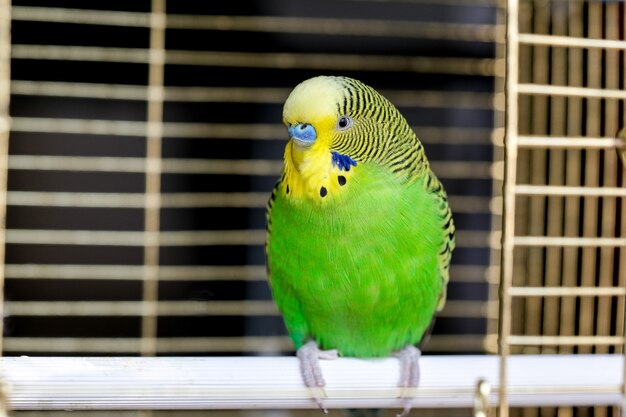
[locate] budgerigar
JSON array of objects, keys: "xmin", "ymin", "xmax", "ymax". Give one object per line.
[{"xmin": 265, "ymin": 76, "xmax": 455, "ymax": 416}]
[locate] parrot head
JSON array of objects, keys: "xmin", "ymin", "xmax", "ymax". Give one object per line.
[
  {"xmin": 282, "ymin": 76, "xmax": 352, "ymax": 173},
  {"xmin": 280, "ymin": 75, "xmax": 420, "ymax": 202}
]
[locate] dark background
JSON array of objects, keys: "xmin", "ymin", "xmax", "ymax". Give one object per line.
[{"xmin": 5, "ymin": 0, "xmax": 498, "ymax": 355}]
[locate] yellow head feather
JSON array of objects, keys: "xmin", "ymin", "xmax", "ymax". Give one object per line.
[
  {"xmin": 283, "ymin": 76, "xmax": 345, "ymax": 127},
  {"xmin": 281, "ymin": 76, "xmax": 351, "ymax": 203}
]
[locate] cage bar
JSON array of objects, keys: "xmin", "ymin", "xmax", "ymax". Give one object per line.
[
  {"xmin": 0, "ymin": 0, "xmax": 10, "ymax": 358},
  {"xmin": 498, "ymin": 0, "xmax": 520, "ymax": 415}
]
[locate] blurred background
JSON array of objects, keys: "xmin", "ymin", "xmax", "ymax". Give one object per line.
[
  {"xmin": 1, "ymin": 0, "xmax": 626, "ymax": 417},
  {"xmin": 2, "ymin": 0, "xmax": 501, "ymax": 357}
]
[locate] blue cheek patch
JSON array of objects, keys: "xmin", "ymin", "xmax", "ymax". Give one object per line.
[{"xmin": 331, "ymin": 151, "xmax": 358, "ymax": 171}]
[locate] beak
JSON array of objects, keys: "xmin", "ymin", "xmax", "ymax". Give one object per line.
[{"xmin": 288, "ymin": 123, "xmax": 317, "ymax": 146}]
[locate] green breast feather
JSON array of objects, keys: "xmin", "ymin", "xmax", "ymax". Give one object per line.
[{"xmin": 266, "ymin": 162, "xmax": 450, "ymax": 357}]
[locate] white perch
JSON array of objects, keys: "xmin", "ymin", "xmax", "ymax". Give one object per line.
[{"xmin": 0, "ymin": 355, "xmax": 622, "ymax": 410}]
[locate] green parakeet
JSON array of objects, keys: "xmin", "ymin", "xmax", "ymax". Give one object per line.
[{"xmin": 265, "ymin": 76, "xmax": 455, "ymax": 416}]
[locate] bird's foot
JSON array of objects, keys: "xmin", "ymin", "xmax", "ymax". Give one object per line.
[
  {"xmin": 296, "ymin": 340, "xmax": 339, "ymax": 413},
  {"xmin": 393, "ymin": 345, "xmax": 421, "ymax": 417}
]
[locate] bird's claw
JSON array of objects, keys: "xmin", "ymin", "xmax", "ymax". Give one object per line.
[
  {"xmin": 296, "ymin": 341, "xmax": 338, "ymax": 412},
  {"xmin": 394, "ymin": 345, "xmax": 421, "ymax": 417}
]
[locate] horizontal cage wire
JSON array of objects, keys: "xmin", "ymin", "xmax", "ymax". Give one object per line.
[{"xmin": 500, "ymin": 1, "xmax": 626, "ymax": 417}]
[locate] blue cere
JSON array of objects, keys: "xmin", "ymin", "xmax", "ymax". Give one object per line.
[{"xmin": 289, "ymin": 123, "xmax": 317, "ymax": 145}]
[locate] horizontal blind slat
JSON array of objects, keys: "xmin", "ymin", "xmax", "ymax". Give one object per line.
[
  {"xmin": 3, "ymin": 334, "xmax": 487, "ymax": 353},
  {"xmin": 11, "ymin": 117, "xmax": 494, "ymax": 144},
  {"xmin": 5, "ymin": 229, "xmax": 491, "ymax": 248},
  {"xmin": 12, "ymin": 6, "xmax": 500, "ymax": 43},
  {"xmin": 6, "ymin": 155, "xmax": 494, "ymax": 179},
  {"xmin": 4, "ymin": 264, "xmax": 488, "ymax": 283},
  {"xmin": 12, "ymin": 45, "xmax": 497, "ymax": 76},
  {"xmin": 4, "ymin": 299, "xmax": 490, "ymax": 318},
  {"xmin": 11, "ymin": 81, "xmax": 495, "ymax": 109}
]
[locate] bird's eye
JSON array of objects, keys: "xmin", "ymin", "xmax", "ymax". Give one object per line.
[{"xmin": 337, "ymin": 116, "xmax": 353, "ymax": 130}]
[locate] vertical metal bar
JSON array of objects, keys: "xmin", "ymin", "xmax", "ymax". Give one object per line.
[
  {"xmin": 579, "ymin": 2, "xmax": 602, "ymax": 356},
  {"xmin": 487, "ymin": 0, "xmax": 507, "ymax": 354},
  {"xmin": 543, "ymin": 0, "xmax": 567, "ymax": 360},
  {"xmin": 141, "ymin": 0, "xmax": 166, "ymax": 357},
  {"xmin": 620, "ymin": 183, "xmax": 626, "ymax": 415},
  {"xmin": 0, "ymin": 0, "xmax": 10, "ymax": 358},
  {"xmin": 618, "ymin": 3, "xmax": 626, "ymax": 413},
  {"xmin": 620, "ymin": 7, "xmax": 626, "ymax": 411},
  {"xmin": 500, "ymin": 0, "xmax": 520, "ymax": 415},
  {"xmin": 597, "ymin": 1, "xmax": 619, "ymax": 358},
  {"xmin": 548, "ymin": 2, "xmax": 570, "ymax": 407},
  {"xmin": 559, "ymin": 0, "xmax": 583, "ymax": 361},
  {"xmin": 556, "ymin": 6, "xmax": 582, "ymax": 415},
  {"xmin": 525, "ymin": 0, "xmax": 549, "ymax": 361},
  {"xmin": 514, "ymin": 1, "xmax": 532, "ymax": 367}
]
